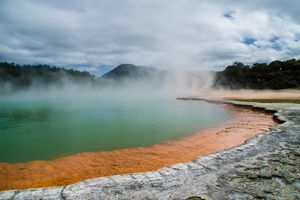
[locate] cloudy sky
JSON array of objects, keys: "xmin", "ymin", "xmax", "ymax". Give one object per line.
[{"xmin": 0, "ymin": 0, "xmax": 300, "ymax": 74}]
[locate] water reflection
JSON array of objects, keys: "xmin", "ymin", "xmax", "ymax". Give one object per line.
[{"xmin": 0, "ymin": 107, "xmax": 53, "ymax": 130}]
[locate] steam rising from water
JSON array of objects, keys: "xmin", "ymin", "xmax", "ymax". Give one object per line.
[
  {"xmin": 1, "ymin": 67, "xmax": 215, "ymax": 98},
  {"xmin": 99, "ymin": 69, "xmax": 215, "ymax": 96},
  {"xmin": 0, "ymin": 69, "xmax": 228, "ymax": 163}
]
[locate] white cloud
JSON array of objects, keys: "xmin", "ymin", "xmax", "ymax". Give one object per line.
[{"xmin": 0, "ymin": 0, "xmax": 299, "ymax": 72}]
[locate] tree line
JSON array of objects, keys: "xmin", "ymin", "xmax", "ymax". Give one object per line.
[
  {"xmin": 0, "ymin": 62, "xmax": 96, "ymax": 90},
  {"xmin": 1, "ymin": 59, "xmax": 300, "ymax": 91},
  {"xmin": 214, "ymin": 59, "xmax": 300, "ymax": 89}
]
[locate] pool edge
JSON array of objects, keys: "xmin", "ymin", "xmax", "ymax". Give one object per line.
[{"xmin": 1, "ymin": 99, "xmax": 299, "ymax": 199}]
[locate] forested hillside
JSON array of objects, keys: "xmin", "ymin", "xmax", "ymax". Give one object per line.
[
  {"xmin": 0, "ymin": 62, "xmax": 96, "ymax": 89},
  {"xmin": 214, "ymin": 59, "xmax": 300, "ymax": 89}
]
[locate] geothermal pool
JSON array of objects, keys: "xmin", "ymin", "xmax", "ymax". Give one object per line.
[{"xmin": 0, "ymin": 90, "xmax": 231, "ymax": 163}]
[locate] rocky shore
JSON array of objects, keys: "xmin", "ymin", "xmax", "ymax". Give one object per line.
[{"xmin": 1, "ymin": 99, "xmax": 299, "ymax": 200}]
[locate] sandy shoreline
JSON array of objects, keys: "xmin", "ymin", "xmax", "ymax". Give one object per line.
[
  {"xmin": 199, "ymin": 90, "xmax": 300, "ymax": 101},
  {"xmin": 0, "ymin": 103, "xmax": 276, "ymax": 191}
]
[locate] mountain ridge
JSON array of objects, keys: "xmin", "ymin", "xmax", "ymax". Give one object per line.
[
  {"xmin": 1, "ymin": 59, "xmax": 300, "ymax": 90},
  {"xmin": 102, "ymin": 64, "xmax": 166, "ymax": 81}
]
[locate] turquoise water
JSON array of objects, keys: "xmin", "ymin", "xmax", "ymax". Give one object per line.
[{"xmin": 0, "ymin": 90, "xmax": 231, "ymax": 163}]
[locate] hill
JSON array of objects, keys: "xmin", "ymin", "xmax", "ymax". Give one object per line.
[{"xmin": 102, "ymin": 64, "xmax": 166, "ymax": 82}]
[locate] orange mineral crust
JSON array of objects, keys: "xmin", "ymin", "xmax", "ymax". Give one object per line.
[{"xmin": 0, "ymin": 105, "xmax": 276, "ymax": 191}]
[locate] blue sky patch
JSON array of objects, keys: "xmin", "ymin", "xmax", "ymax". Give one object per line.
[
  {"xmin": 295, "ymin": 33, "xmax": 300, "ymax": 42},
  {"xmin": 243, "ymin": 37, "xmax": 256, "ymax": 45},
  {"xmin": 269, "ymin": 36, "xmax": 281, "ymax": 51},
  {"xmin": 68, "ymin": 63, "xmax": 114, "ymax": 75},
  {"xmin": 270, "ymin": 36, "xmax": 280, "ymax": 43},
  {"xmin": 98, "ymin": 64, "xmax": 114, "ymax": 75},
  {"xmin": 71, "ymin": 63, "xmax": 90, "ymax": 68},
  {"xmin": 223, "ymin": 11, "xmax": 235, "ymax": 20}
]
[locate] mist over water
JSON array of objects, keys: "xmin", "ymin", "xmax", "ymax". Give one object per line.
[
  {"xmin": 0, "ymin": 71, "xmax": 231, "ymax": 163},
  {"xmin": 101, "ymin": 68, "xmax": 216, "ymax": 95}
]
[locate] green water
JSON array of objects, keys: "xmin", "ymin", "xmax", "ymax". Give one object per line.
[{"xmin": 0, "ymin": 90, "xmax": 232, "ymax": 163}]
